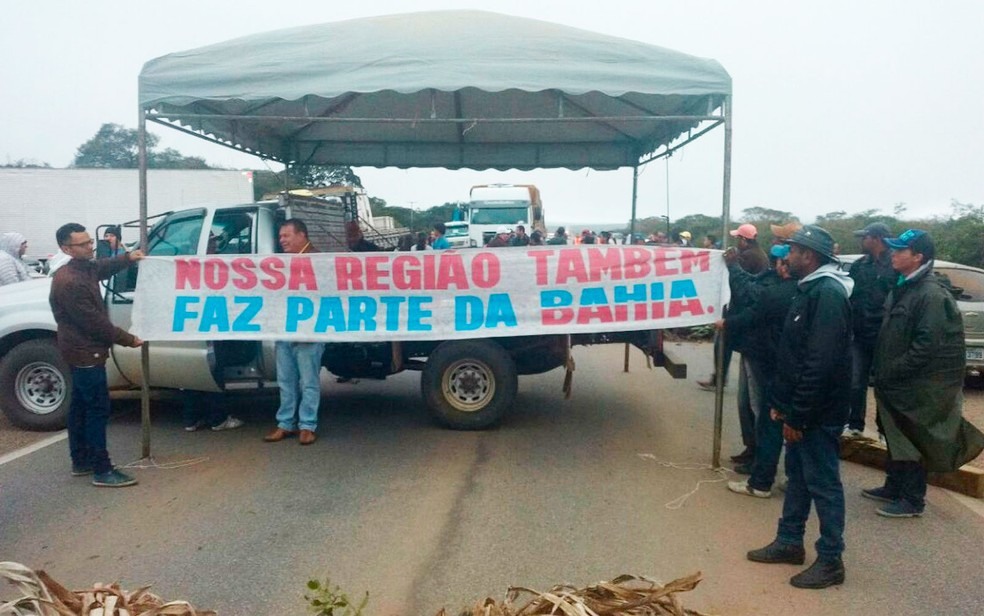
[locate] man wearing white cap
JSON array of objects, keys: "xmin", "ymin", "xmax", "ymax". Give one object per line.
[{"xmin": 486, "ymin": 226, "xmax": 512, "ymax": 248}]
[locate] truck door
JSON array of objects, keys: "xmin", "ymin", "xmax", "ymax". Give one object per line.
[{"xmin": 106, "ymin": 208, "xmax": 223, "ymax": 392}]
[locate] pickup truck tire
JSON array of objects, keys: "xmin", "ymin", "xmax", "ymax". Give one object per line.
[
  {"xmin": 0, "ymin": 339, "xmax": 71, "ymax": 431},
  {"xmin": 421, "ymin": 340, "xmax": 517, "ymax": 430}
]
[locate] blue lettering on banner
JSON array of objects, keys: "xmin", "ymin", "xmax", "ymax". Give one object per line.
[
  {"xmin": 455, "ymin": 296, "xmax": 484, "ymax": 331},
  {"xmin": 408, "ymin": 296, "xmax": 432, "ymax": 331},
  {"xmin": 232, "ymin": 297, "xmax": 263, "ymax": 332},
  {"xmin": 540, "ymin": 290, "xmax": 573, "ymax": 308},
  {"xmin": 348, "ymin": 297, "xmax": 376, "ymax": 331},
  {"xmin": 486, "ymin": 293, "xmax": 517, "ymax": 328},
  {"xmin": 613, "ymin": 284, "xmax": 648, "ymax": 303},
  {"xmin": 314, "ymin": 297, "xmax": 346, "ymax": 332},
  {"xmin": 380, "ymin": 296, "xmax": 405, "ymax": 331},
  {"xmin": 172, "ymin": 296, "xmax": 199, "ymax": 332},
  {"xmin": 580, "ymin": 288, "xmax": 608, "ymax": 305},
  {"xmin": 286, "ymin": 297, "xmax": 315, "ymax": 332},
  {"xmin": 670, "ymin": 279, "xmax": 697, "ymax": 299}
]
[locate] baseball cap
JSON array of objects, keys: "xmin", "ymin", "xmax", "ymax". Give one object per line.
[
  {"xmin": 496, "ymin": 226, "xmax": 511, "ymax": 235},
  {"xmin": 853, "ymin": 222, "xmax": 892, "ymax": 238},
  {"xmin": 679, "ymin": 231, "xmax": 692, "ymax": 239},
  {"xmin": 885, "ymin": 229, "xmax": 933, "ymax": 257},
  {"xmin": 729, "ymin": 223, "xmax": 758, "ymax": 240},
  {"xmin": 770, "ymin": 244, "xmax": 790, "ymax": 260}
]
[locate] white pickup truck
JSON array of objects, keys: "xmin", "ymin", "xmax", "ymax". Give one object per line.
[{"xmin": 0, "ymin": 195, "xmax": 682, "ymax": 432}]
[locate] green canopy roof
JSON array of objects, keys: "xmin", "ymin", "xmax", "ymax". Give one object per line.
[{"xmin": 139, "ymin": 10, "xmax": 731, "ymax": 170}]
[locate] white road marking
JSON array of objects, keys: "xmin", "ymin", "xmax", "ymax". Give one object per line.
[{"xmin": 0, "ymin": 431, "xmax": 67, "ymax": 466}]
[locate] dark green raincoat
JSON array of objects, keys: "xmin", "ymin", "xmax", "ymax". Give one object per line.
[{"xmin": 873, "ymin": 263, "xmax": 984, "ymax": 472}]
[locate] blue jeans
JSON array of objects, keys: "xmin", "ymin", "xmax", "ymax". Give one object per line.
[
  {"xmin": 776, "ymin": 425, "xmax": 845, "ymax": 559},
  {"xmin": 68, "ymin": 366, "xmax": 113, "ymax": 474},
  {"xmin": 884, "ymin": 460, "xmax": 927, "ymax": 509},
  {"xmin": 275, "ymin": 341, "xmax": 325, "ymax": 432},
  {"xmin": 748, "ymin": 363, "xmax": 782, "ymax": 491},
  {"xmin": 848, "ymin": 341, "xmax": 874, "ymax": 431}
]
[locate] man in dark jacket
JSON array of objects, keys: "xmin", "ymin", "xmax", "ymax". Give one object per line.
[
  {"xmin": 50, "ymin": 223, "xmax": 144, "ymax": 487},
  {"xmin": 746, "ymin": 225, "xmax": 853, "ymax": 589},
  {"xmin": 846, "ymin": 222, "xmax": 895, "ymax": 435},
  {"xmin": 724, "ymin": 244, "xmax": 799, "ymax": 496},
  {"xmin": 866, "ymin": 229, "xmax": 984, "ymax": 517}
]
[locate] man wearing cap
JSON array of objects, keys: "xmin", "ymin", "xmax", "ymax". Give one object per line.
[
  {"xmin": 486, "ymin": 226, "xmax": 512, "ymax": 248},
  {"xmin": 547, "ymin": 226, "xmax": 567, "ymax": 245},
  {"xmin": 678, "ymin": 231, "xmax": 692, "ymax": 247},
  {"xmin": 746, "ymin": 225, "xmax": 853, "ymax": 589},
  {"xmin": 866, "ymin": 230, "xmax": 984, "ymax": 517},
  {"xmin": 770, "ymin": 222, "xmax": 802, "ymax": 246},
  {"xmin": 845, "ymin": 222, "xmax": 895, "ymax": 436}
]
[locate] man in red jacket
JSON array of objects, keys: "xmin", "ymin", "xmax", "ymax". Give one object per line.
[{"xmin": 49, "ymin": 223, "xmax": 144, "ymax": 487}]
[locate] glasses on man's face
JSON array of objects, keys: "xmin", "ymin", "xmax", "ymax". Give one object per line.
[{"xmin": 66, "ymin": 239, "xmax": 95, "ymax": 248}]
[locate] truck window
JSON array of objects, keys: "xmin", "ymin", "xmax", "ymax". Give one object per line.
[
  {"xmin": 210, "ymin": 210, "xmax": 256, "ymax": 254},
  {"xmin": 470, "ymin": 206, "xmax": 530, "ymax": 225},
  {"xmin": 146, "ymin": 210, "xmax": 207, "ymax": 256}
]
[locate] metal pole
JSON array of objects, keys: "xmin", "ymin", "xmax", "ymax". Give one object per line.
[
  {"xmin": 628, "ymin": 164, "xmax": 639, "ymax": 243},
  {"xmin": 138, "ymin": 109, "xmax": 152, "ymax": 460},
  {"xmin": 712, "ymin": 96, "xmax": 733, "ymax": 470}
]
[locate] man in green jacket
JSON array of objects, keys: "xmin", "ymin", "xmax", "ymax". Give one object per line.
[{"xmin": 867, "ymin": 229, "xmax": 984, "ymax": 517}]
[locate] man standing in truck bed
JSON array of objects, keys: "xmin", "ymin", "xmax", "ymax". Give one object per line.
[{"xmin": 49, "ymin": 222, "xmax": 144, "ymax": 487}]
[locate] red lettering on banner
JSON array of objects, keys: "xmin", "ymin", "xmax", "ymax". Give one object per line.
[
  {"xmin": 623, "ymin": 247, "xmax": 651, "ymax": 279},
  {"xmin": 678, "ymin": 249, "xmax": 710, "ymax": 273},
  {"xmin": 541, "ymin": 308, "xmax": 574, "ymax": 325},
  {"xmin": 528, "ymin": 250, "xmax": 553, "ymax": 286},
  {"xmin": 587, "ymin": 248, "xmax": 623, "ymax": 282},
  {"xmin": 669, "ymin": 298, "xmax": 705, "ymax": 317},
  {"xmin": 288, "ymin": 257, "xmax": 318, "ymax": 291},
  {"xmin": 392, "ymin": 255, "xmax": 421, "ymax": 290},
  {"xmin": 471, "ymin": 253, "xmax": 500, "ymax": 288},
  {"xmin": 231, "ymin": 258, "xmax": 257, "ymax": 290},
  {"xmin": 203, "ymin": 259, "xmax": 229, "ymax": 290},
  {"xmin": 365, "ymin": 256, "xmax": 389, "ymax": 291},
  {"xmin": 260, "ymin": 257, "xmax": 286, "ymax": 290},
  {"xmin": 576, "ymin": 305, "xmax": 614, "ymax": 324},
  {"xmin": 556, "ymin": 249, "xmax": 588, "ymax": 284},
  {"xmin": 650, "ymin": 302, "xmax": 664, "ymax": 319},
  {"xmin": 334, "ymin": 257, "xmax": 363, "ymax": 290},
  {"xmin": 654, "ymin": 248, "xmax": 679, "ymax": 276},
  {"xmin": 436, "ymin": 254, "xmax": 469, "ymax": 289},
  {"xmin": 175, "ymin": 259, "xmax": 200, "ymax": 290}
]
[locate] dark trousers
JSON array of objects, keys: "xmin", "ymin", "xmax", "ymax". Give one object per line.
[
  {"xmin": 885, "ymin": 459, "xmax": 927, "ymax": 509},
  {"xmin": 737, "ymin": 356, "xmax": 766, "ymax": 449},
  {"xmin": 67, "ymin": 365, "xmax": 113, "ymax": 474},
  {"xmin": 181, "ymin": 390, "xmax": 226, "ymax": 428},
  {"xmin": 710, "ymin": 329, "xmax": 733, "ymax": 386},
  {"xmin": 748, "ymin": 363, "xmax": 782, "ymax": 491},
  {"xmin": 848, "ymin": 341, "xmax": 874, "ymax": 431},
  {"xmin": 777, "ymin": 426, "xmax": 845, "ymax": 559}
]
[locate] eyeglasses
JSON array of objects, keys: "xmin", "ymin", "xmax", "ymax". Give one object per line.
[{"xmin": 65, "ymin": 239, "xmax": 95, "ymax": 247}]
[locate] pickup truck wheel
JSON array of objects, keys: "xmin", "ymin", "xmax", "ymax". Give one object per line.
[
  {"xmin": 0, "ymin": 339, "xmax": 71, "ymax": 431},
  {"xmin": 421, "ymin": 340, "xmax": 517, "ymax": 430}
]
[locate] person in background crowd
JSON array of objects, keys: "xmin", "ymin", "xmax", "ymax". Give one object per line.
[
  {"xmin": 599, "ymin": 231, "xmax": 613, "ymax": 244},
  {"xmin": 698, "ymin": 223, "xmax": 769, "ymax": 392},
  {"xmin": 529, "ymin": 230, "xmax": 545, "ymax": 246},
  {"xmin": 867, "ymin": 229, "xmax": 984, "ymax": 517},
  {"xmin": 346, "ymin": 221, "xmax": 383, "ymax": 252},
  {"xmin": 104, "ymin": 226, "xmax": 126, "ymax": 257},
  {"xmin": 486, "ymin": 226, "xmax": 512, "ymax": 248},
  {"xmin": 547, "ymin": 226, "xmax": 567, "ymax": 245},
  {"xmin": 50, "ymin": 223, "xmax": 144, "ymax": 487},
  {"xmin": 678, "ymin": 230, "xmax": 692, "ymax": 246},
  {"xmin": 845, "ymin": 222, "xmax": 894, "ymax": 437},
  {"xmin": 582, "ymin": 230, "xmax": 597, "ymax": 244},
  {"xmin": 832, "ymin": 242, "xmax": 841, "ymax": 256},
  {"xmin": 702, "ymin": 234, "xmax": 721, "ymax": 250},
  {"xmin": 182, "ymin": 390, "xmax": 244, "ymax": 432},
  {"xmin": 265, "ymin": 219, "xmax": 324, "ymax": 446},
  {"xmin": 770, "ymin": 222, "xmax": 802, "ymax": 246},
  {"xmin": 725, "ymin": 243, "xmax": 799, "ymax": 497},
  {"xmin": 746, "ymin": 225, "xmax": 852, "ymax": 590},
  {"xmin": 431, "ymin": 222, "xmax": 451, "ymax": 250},
  {"xmin": 0, "ymin": 232, "xmax": 31, "ymax": 285},
  {"xmin": 411, "ymin": 231, "xmax": 432, "ymax": 251},
  {"xmin": 510, "ymin": 224, "xmax": 531, "ymax": 247}
]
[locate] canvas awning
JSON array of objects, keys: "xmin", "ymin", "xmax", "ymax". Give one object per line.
[{"xmin": 138, "ymin": 10, "xmax": 731, "ymax": 171}]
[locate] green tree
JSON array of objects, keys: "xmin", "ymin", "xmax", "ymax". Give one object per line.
[
  {"xmin": 73, "ymin": 123, "xmax": 213, "ymax": 169},
  {"xmin": 249, "ymin": 166, "xmax": 363, "ymax": 201},
  {"xmin": 1, "ymin": 158, "xmax": 50, "ymax": 168}
]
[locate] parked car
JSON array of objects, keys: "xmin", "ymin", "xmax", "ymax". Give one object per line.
[{"xmin": 839, "ymin": 255, "xmax": 984, "ymax": 381}]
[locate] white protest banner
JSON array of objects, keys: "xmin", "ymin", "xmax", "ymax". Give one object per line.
[{"xmin": 132, "ymin": 246, "xmax": 729, "ymax": 342}]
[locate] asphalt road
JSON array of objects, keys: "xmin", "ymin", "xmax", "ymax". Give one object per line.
[{"xmin": 1, "ymin": 342, "xmax": 983, "ymax": 615}]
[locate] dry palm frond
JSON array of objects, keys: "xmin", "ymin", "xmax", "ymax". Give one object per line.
[
  {"xmin": 438, "ymin": 572, "xmax": 712, "ymax": 616},
  {"xmin": 0, "ymin": 563, "xmax": 215, "ymax": 616}
]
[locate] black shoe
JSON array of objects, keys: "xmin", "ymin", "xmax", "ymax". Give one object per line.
[
  {"xmin": 732, "ymin": 462, "xmax": 752, "ymax": 475},
  {"xmin": 747, "ymin": 540, "xmax": 805, "ymax": 565},
  {"xmin": 730, "ymin": 448, "xmax": 754, "ymax": 463},
  {"xmin": 790, "ymin": 557, "xmax": 845, "ymax": 589},
  {"xmin": 861, "ymin": 486, "xmax": 897, "ymax": 504}
]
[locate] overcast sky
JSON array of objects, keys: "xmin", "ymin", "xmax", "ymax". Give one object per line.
[{"xmin": 2, "ymin": 1, "xmax": 982, "ymax": 226}]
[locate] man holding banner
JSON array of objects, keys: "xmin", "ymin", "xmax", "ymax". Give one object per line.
[{"xmin": 264, "ymin": 219, "xmax": 325, "ymax": 446}]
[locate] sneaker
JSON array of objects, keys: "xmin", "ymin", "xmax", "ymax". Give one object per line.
[
  {"xmin": 790, "ymin": 557, "xmax": 845, "ymax": 589},
  {"xmin": 730, "ymin": 448, "xmax": 754, "ymax": 463},
  {"xmin": 696, "ymin": 378, "xmax": 716, "ymax": 391},
  {"xmin": 876, "ymin": 499, "xmax": 924, "ymax": 518},
  {"xmin": 92, "ymin": 469, "xmax": 138, "ymax": 488},
  {"xmin": 184, "ymin": 423, "xmax": 201, "ymax": 432},
  {"xmin": 841, "ymin": 427, "xmax": 865, "ymax": 438},
  {"xmin": 861, "ymin": 486, "xmax": 897, "ymax": 504},
  {"xmin": 728, "ymin": 480, "xmax": 771, "ymax": 498},
  {"xmin": 732, "ymin": 463, "xmax": 752, "ymax": 476},
  {"xmin": 211, "ymin": 416, "xmax": 244, "ymax": 431},
  {"xmin": 71, "ymin": 464, "xmax": 93, "ymax": 477}
]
